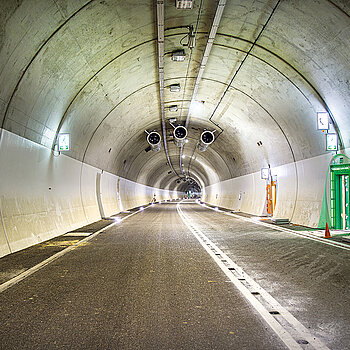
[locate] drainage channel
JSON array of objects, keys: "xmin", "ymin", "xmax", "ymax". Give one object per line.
[{"xmin": 177, "ymin": 201, "xmax": 330, "ymax": 350}]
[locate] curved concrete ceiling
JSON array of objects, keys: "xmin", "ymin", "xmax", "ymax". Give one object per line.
[{"xmin": 1, "ymin": 0, "xmax": 349, "ymax": 189}]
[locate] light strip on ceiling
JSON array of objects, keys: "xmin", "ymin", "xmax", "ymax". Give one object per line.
[
  {"xmin": 179, "ymin": 0, "xmax": 226, "ymax": 175},
  {"xmin": 157, "ymin": 0, "xmax": 179, "ymax": 177},
  {"xmin": 185, "ymin": 0, "xmax": 226, "ymax": 128}
]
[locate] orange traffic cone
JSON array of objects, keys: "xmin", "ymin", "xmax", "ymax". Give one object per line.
[{"xmin": 324, "ymin": 222, "xmax": 331, "ymax": 238}]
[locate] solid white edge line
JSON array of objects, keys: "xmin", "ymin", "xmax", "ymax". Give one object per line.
[
  {"xmin": 178, "ymin": 201, "xmax": 331, "ymax": 350},
  {"xmin": 0, "ymin": 207, "xmax": 144, "ymax": 293},
  {"xmin": 199, "ymin": 202, "xmax": 350, "ymax": 252}
]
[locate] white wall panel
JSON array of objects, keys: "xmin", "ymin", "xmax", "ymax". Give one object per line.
[
  {"xmin": 80, "ymin": 163, "xmax": 101, "ymax": 222},
  {"xmin": 0, "ymin": 130, "xmax": 180, "ymax": 257},
  {"xmin": 0, "ymin": 129, "xmax": 88, "ymax": 254},
  {"xmin": 100, "ymin": 171, "xmax": 120, "ymax": 217},
  {"xmin": 291, "ymin": 154, "xmax": 332, "ymax": 227},
  {"xmin": 203, "ymin": 150, "xmax": 350, "ymax": 228},
  {"xmin": 2, "ymin": 125, "xmax": 344, "ymax": 258},
  {"xmin": 272, "ymin": 162, "xmax": 298, "ymax": 220},
  {"xmin": 203, "ymin": 172, "xmax": 266, "ymax": 216}
]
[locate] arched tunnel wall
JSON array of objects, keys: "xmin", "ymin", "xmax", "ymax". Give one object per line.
[
  {"xmin": 1, "ymin": 0, "xmax": 349, "ymax": 258},
  {"xmin": 1, "ymin": 130, "xmax": 349, "ymax": 259},
  {"xmin": 2, "ymin": 118, "xmax": 348, "ymax": 258},
  {"xmin": 0, "ymin": 129, "xmax": 181, "ymax": 258}
]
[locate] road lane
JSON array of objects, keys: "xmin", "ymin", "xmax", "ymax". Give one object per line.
[
  {"xmin": 0, "ymin": 202, "xmax": 284, "ymax": 350},
  {"xmin": 180, "ymin": 201, "xmax": 350, "ymax": 350}
]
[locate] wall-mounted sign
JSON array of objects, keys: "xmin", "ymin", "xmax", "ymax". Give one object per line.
[
  {"xmin": 317, "ymin": 112, "xmax": 329, "ymax": 130},
  {"xmin": 58, "ymin": 133, "xmax": 70, "ymax": 151},
  {"xmin": 261, "ymin": 168, "xmax": 269, "ymax": 179},
  {"xmin": 326, "ymin": 133, "xmax": 338, "ymax": 151}
]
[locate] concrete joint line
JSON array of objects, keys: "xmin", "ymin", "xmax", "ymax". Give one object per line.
[
  {"xmin": 0, "ymin": 208, "xmax": 144, "ymax": 294},
  {"xmin": 0, "ymin": 204, "xmax": 11, "ymax": 254},
  {"xmin": 177, "ymin": 201, "xmax": 330, "ymax": 350}
]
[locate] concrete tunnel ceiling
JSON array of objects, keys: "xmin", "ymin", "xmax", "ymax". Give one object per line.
[{"xmin": 1, "ymin": 0, "xmax": 349, "ymax": 191}]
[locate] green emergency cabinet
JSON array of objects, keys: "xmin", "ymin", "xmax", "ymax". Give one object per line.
[{"xmin": 330, "ymin": 163, "xmax": 350, "ymax": 230}]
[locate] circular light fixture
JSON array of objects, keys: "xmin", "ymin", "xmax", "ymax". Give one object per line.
[
  {"xmin": 174, "ymin": 126, "xmax": 187, "ymax": 139},
  {"xmin": 147, "ymin": 132, "xmax": 161, "ymax": 144},
  {"xmin": 173, "ymin": 126, "xmax": 188, "ymax": 147},
  {"xmin": 197, "ymin": 130, "xmax": 215, "ymax": 152},
  {"xmin": 147, "ymin": 131, "xmax": 161, "ymax": 152}
]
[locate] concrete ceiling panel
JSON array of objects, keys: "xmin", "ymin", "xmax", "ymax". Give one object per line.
[
  {"xmin": 0, "ymin": 0, "xmax": 64, "ymax": 99},
  {"xmin": 1, "ymin": 0, "xmax": 349, "ymax": 190}
]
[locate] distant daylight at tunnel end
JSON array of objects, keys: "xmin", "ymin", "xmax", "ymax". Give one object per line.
[{"xmin": 0, "ymin": 0, "xmax": 350, "ymax": 349}]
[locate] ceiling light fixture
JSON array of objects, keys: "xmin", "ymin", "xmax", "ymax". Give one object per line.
[
  {"xmin": 197, "ymin": 130, "xmax": 215, "ymax": 152},
  {"xmin": 171, "ymin": 50, "xmax": 186, "ymax": 61},
  {"xmin": 175, "ymin": 0, "xmax": 193, "ymax": 9},
  {"xmin": 173, "ymin": 125, "xmax": 188, "ymax": 147},
  {"xmin": 145, "ymin": 130, "xmax": 162, "ymax": 152},
  {"xmin": 169, "ymin": 105, "xmax": 178, "ymax": 112},
  {"xmin": 169, "ymin": 83, "xmax": 181, "ymax": 92}
]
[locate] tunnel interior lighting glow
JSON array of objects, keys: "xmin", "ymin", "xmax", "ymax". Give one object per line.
[
  {"xmin": 189, "ymin": 100, "xmax": 205, "ymax": 115},
  {"xmin": 171, "ymin": 50, "xmax": 186, "ymax": 61},
  {"xmin": 139, "ymin": 206, "xmax": 144, "ymax": 211},
  {"xmin": 169, "ymin": 105, "xmax": 178, "ymax": 112},
  {"xmin": 214, "ymin": 206, "xmax": 219, "ymax": 211},
  {"xmin": 114, "ymin": 217, "xmax": 122, "ymax": 223},
  {"xmin": 175, "ymin": 0, "xmax": 193, "ymax": 9},
  {"xmin": 169, "ymin": 84, "xmax": 181, "ymax": 92}
]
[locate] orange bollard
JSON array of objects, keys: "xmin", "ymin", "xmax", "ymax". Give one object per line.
[{"xmin": 324, "ymin": 222, "xmax": 331, "ymax": 239}]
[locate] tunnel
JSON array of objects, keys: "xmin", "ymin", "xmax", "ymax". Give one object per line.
[{"xmin": 0, "ymin": 1, "xmax": 350, "ymax": 349}]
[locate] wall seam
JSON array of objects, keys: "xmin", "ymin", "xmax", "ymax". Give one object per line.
[
  {"xmin": 0, "ymin": 198, "xmax": 12, "ymax": 254},
  {"xmin": 0, "ymin": 128, "xmax": 12, "ymax": 253}
]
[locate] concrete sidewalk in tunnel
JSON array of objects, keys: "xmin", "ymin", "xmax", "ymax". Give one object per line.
[{"xmin": 0, "ymin": 202, "xmax": 284, "ymax": 350}]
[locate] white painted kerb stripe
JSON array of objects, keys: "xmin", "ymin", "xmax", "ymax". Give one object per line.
[{"xmin": 177, "ymin": 201, "xmax": 330, "ymax": 350}]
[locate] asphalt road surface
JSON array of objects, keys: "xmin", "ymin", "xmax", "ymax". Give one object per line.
[{"xmin": 0, "ymin": 200, "xmax": 349, "ymax": 349}]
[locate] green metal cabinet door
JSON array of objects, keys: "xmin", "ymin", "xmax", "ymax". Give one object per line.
[
  {"xmin": 330, "ymin": 164, "xmax": 350, "ymax": 230},
  {"xmin": 344, "ymin": 175, "xmax": 349, "ymax": 230}
]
